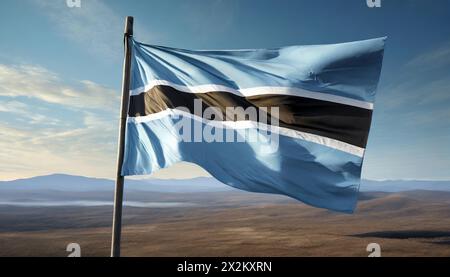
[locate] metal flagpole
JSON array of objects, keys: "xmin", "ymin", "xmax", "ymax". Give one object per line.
[{"xmin": 111, "ymin": 16, "xmax": 133, "ymax": 257}]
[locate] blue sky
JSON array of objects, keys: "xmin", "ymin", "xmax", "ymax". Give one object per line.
[{"xmin": 0, "ymin": 0, "xmax": 449, "ymax": 181}]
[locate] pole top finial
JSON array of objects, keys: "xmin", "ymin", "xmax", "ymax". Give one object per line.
[{"xmin": 124, "ymin": 16, "xmax": 134, "ymax": 37}]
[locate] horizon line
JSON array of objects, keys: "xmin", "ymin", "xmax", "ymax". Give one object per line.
[{"xmin": 1, "ymin": 173, "xmax": 450, "ymax": 183}]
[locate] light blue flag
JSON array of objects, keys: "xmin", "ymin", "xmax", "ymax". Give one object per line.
[{"xmin": 121, "ymin": 37, "xmax": 386, "ymax": 213}]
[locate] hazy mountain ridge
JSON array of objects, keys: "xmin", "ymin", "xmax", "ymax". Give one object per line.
[
  {"xmin": 0, "ymin": 174, "xmax": 233, "ymax": 193},
  {"xmin": 0, "ymin": 174, "xmax": 449, "ymax": 193},
  {"xmin": 361, "ymin": 180, "xmax": 450, "ymax": 192}
]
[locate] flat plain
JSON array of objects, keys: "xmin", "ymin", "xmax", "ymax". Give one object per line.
[{"xmin": 0, "ymin": 190, "xmax": 449, "ymax": 256}]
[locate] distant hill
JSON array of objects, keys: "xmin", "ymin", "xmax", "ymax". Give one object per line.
[
  {"xmin": 360, "ymin": 180, "xmax": 450, "ymax": 192},
  {"xmin": 0, "ymin": 174, "xmax": 232, "ymax": 192},
  {"xmin": 0, "ymin": 174, "xmax": 449, "ymax": 193}
]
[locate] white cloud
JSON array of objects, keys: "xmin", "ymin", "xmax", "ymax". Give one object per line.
[
  {"xmin": 0, "ymin": 100, "xmax": 28, "ymax": 112},
  {"xmin": 0, "ymin": 115, "xmax": 118, "ymax": 181},
  {"xmin": 0, "ymin": 64, "xmax": 119, "ymax": 111},
  {"xmin": 380, "ymin": 77, "xmax": 450, "ymax": 111},
  {"xmin": 405, "ymin": 42, "xmax": 450, "ymax": 72},
  {"xmin": 376, "ymin": 42, "xmax": 450, "ymax": 117},
  {"xmin": 0, "ymin": 62, "xmax": 208, "ymax": 180},
  {"xmin": 0, "ymin": 1, "xmax": 215, "ymax": 181},
  {"xmin": 0, "ymin": 63, "xmax": 119, "ymax": 180},
  {"xmin": 364, "ymin": 43, "xmax": 450, "ymax": 180},
  {"xmin": 0, "ymin": 99, "xmax": 62, "ymax": 125}
]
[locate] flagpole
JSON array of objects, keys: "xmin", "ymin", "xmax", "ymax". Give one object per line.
[{"xmin": 111, "ymin": 16, "xmax": 133, "ymax": 258}]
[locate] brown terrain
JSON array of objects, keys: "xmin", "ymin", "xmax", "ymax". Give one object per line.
[{"xmin": 0, "ymin": 190, "xmax": 450, "ymax": 257}]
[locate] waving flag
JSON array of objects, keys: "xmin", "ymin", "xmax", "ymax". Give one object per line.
[{"xmin": 121, "ymin": 37, "xmax": 386, "ymax": 213}]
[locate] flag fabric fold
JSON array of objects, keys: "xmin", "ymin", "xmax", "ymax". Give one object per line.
[{"xmin": 121, "ymin": 37, "xmax": 386, "ymax": 213}]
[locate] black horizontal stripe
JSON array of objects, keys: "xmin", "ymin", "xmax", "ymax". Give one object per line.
[{"xmin": 129, "ymin": 85, "xmax": 373, "ymax": 148}]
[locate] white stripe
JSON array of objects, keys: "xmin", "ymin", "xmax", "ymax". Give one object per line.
[
  {"xmin": 127, "ymin": 109, "xmax": 365, "ymax": 157},
  {"xmin": 130, "ymin": 80, "xmax": 374, "ymax": 110}
]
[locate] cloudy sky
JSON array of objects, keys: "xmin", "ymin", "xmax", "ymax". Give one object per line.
[{"xmin": 0, "ymin": 0, "xmax": 449, "ymax": 181}]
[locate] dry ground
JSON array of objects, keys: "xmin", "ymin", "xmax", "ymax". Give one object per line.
[{"xmin": 0, "ymin": 190, "xmax": 449, "ymax": 257}]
